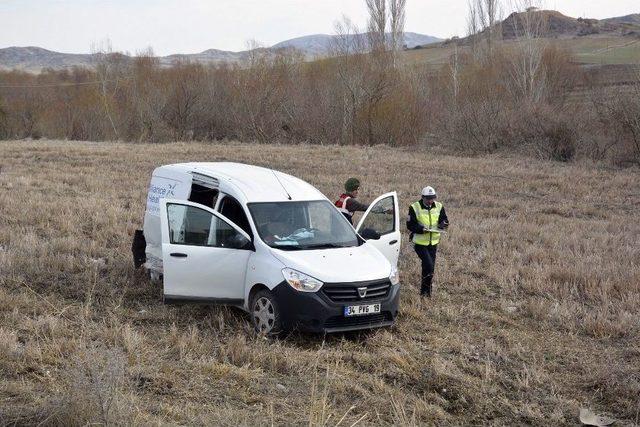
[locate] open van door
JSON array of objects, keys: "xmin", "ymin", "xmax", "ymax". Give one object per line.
[
  {"xmin": 356, "ymin": 192, "xmax": 401, "ymax": 267},
  {"xmin": 159, "ymin": 199, "xmax": 253, "ymax": 304}
]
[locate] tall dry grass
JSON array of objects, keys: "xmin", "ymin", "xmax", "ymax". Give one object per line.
[{"xmin": 0, "ymin": 140, "xmax": 638, "ymax": 425}]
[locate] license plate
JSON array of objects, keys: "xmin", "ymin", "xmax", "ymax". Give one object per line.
[{"xmin": 344, "ymin": 303, "xmax": 381, "ymax": 317}]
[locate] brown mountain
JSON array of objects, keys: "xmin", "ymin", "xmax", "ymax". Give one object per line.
[
  {"xmin": 501, "ymin": 9, "xmax": 640, "ymax": 39},
  {"xmin": 602, "ymin": 13, "xmax": 640, "ymax": 26},
  {"xmin": 441, "ymin": 10, "xmax": 640, "ymax": 46},
  {"xmin": 501, "ymin": 10, "xmax": 584, "ymax": 38}
]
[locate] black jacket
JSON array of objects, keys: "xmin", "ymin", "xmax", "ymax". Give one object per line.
[
  {"xmin": 345, "ymin": 197, "xmax": 369, "ymax": 213},
  {"xmin": 406, "ymin": 200, "xmax": 449, "ymax": 235}
]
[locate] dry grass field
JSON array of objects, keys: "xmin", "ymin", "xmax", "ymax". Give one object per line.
[
  {"xmin": 0, "ymin": 140, "xmax": 639, "ymax": 425},
  {"xmin": 403, "ymin": 36, "xmax": 640, "ymax": 67}
]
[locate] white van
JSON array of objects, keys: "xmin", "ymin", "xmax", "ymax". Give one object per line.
[{"xmin": 133, "ymin": 162, "xmax": 401, "ymax": 334}]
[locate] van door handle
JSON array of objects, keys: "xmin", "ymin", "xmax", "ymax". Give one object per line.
[
  {"xmin": 389, "ymin": 240, "xmax": 398, "ymax": 245},
  {"xmin": 170, "ymin": 253, "xmax": 188, "ymax": 258}
]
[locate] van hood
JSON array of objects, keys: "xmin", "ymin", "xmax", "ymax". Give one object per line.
[{"xmin": 269, "ymin": 243, "xmax": 392, "ymax": 283}]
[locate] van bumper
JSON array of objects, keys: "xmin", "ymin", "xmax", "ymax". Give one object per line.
[{"xmin": 271, "ymin": 280, "xmax": 400, "ymax": 333}]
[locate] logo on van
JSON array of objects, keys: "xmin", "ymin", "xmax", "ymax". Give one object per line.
[
  {"xmin": 357, "ymin": 287, "xmax": 367, "ymax": 298},
  {"xmin": 167, "ymin": 183, "xmax": 177, "ymax": 197}
]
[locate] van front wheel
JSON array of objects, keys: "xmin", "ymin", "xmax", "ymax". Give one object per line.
[{"xmin": 250, "ymin": 289, "xmax": 282, "ymax": 335}]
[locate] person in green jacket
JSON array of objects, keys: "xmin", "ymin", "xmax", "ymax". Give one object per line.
[{"xmin": 334, "ymin": 178, "xmax": 370, "ymax": 225}]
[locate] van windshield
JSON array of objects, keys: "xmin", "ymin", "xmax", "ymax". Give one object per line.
[{"xmin": 248, "ymin": 200, "xmax": 360, "ymax": 250}]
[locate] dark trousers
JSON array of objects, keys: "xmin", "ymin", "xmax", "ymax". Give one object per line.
[
  {"xmin": 414, "ymin": 244, "xmax": 438, "ymax": 296},
  {"xmin": 342, "ymin": 212, "xmax": 353, "ymax": 225}
]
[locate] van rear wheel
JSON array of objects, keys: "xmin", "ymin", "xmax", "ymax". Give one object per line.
[{"xmin": 250, "ymin": 289, "xmax": 282, "ymax": 335}]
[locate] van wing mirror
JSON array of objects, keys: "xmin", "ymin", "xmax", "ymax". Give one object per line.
[
  {"xmin": 225, "ymin": 233, "xmax": 253, "ymax": 250},
  {"xmin": 360, "ymin": 228, "xmax": 381, "ymax": 241}
]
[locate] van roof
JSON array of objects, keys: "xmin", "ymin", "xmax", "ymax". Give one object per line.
[{"xmin": 164, "ymin": 162, "xmax": 327, "ymax": 203}]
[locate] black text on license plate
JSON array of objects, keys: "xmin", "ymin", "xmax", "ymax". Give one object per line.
[{"xmin": 344, "ymin": 303, "xmax": 381, "ymax": 316}]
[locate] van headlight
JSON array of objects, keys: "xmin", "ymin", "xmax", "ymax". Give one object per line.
[
  {"xmin": 389, "ymin": 266, "xmax": 400, "ymax": 286},
  {"xmin": 282, "ymin": 268, "xmax": 323, "ymax": 292}
]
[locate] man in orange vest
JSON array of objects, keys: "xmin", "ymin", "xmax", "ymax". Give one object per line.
[{"xmin": 335, "ymin": 178, "xmax": 370, "ymax": 225}]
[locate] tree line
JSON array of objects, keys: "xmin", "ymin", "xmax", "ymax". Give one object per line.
[{"xmin": 0, "ymin": 0, "xmax": 638, "ymax": 165}]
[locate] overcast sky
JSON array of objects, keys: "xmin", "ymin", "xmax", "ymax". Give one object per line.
[{"xmin": 1, "ymin": 0, "xmax": 638, "ymax": 55}]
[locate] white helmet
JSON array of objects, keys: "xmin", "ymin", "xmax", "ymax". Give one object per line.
[{"xmin": 421, "ymin": 186, "xmax": 436, "ymax": 197}]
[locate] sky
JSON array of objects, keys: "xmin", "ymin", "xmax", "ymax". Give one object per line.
[{"xmin": 0, "ymin": 0, "xmax": 638, "ymax": 55}]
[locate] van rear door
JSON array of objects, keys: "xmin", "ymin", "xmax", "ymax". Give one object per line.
[
  {"xmin": 143, "ymin": 167, "xmax": 192, "ymax": 275},
  {"xmin": 159, "ymin": 199, "xmax": 253, "ymax": 304},
  {"xmin": 355, "ymin": 192, "xmax": 401, "ymax": 267}
]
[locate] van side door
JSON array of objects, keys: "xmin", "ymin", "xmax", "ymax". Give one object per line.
[
  {"xmin": 355, "ymin": 192, "xmax": 401, "ymax": 267},
  {"xmin": 159, "ymin": 199, "xmax": 253, "ymax": 304}
]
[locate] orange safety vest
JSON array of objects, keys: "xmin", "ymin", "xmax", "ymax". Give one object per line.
[{"xmin": 335, "ymin": 193, "xmax": 353, "ymax": 217}]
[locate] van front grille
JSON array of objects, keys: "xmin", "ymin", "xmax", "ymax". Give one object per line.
[{"xmin": 322, "ymin": 280, "xmax": 391, "ymax": 303}]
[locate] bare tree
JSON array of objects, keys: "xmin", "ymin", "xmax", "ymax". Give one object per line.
[
  {"xmin": 366, "ymin": 0, "xmax": 387, "ymax": 52},
  {"xmin": 243, "ymin": 39, "xmax": 267, "ymax": 69},
  {"xmin": 331, "ymin": 16, "xmax": 368, "ymax": 58},
  {"xmin": 389, "ymin": 0, "xmax": 407, "ymax": 67},
  {"xmin": 91, "ymin": 39, "xmax": 126, "ymax": 140},
  {"xmin": 474, "ymin": 0, "xmax": 502, "ymax": 59},
  {"xmin": 594, "ymin": 69, "xmax": 640, "ymax": 165},
  {"xmin": 449, "ymin": 44, "xmax": 461, "ymax": 102},
  {"xmin": 621, "ymin": 70, "xmax": 640, "ymax": 164},
  {"xmin": 0, "ymin": 95, "xmax": 6, "ymax": 138},
  {"xmin": 467, "ymin": 0, "xmax": 480, "ymax": 57},
  {"xmin": 128, "ymin": 48, "xmax": 169, "ymax": 142},
  {"xmin": 233, "ymin": 39, "xmax": 303, "ymax": 143},
  {"xmin": 332, "ymin": 11, "xmax": 399, "ymax": 145},
  {"xmin": 332, "ymin": 16, "xmax": 368, "ymax": 145},
  {"xmin": 506, "ymin": 0, "xmax": 549, "ymax": 101}
]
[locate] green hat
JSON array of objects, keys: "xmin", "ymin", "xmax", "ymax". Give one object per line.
[{"xmin": 345, "ymin": 178, "xmax": 360, "ymax": 192}]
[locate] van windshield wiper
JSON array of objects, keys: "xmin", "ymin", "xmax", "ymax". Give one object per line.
[
  {"xmin": 301, "ymin": 243, "xmax": 353, "ymax": 250},
  {"xmin": 271, "ymin": 245, "xmax": 306, "ymax": 251}
]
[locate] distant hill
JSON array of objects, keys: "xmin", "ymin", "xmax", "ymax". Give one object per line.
[
  {"xmin": 0, "ymin": 46, "xmax": 96, "ymax": 71},
  {"xmin": 601, "ymin": 13, "xmax": 640, "ymax": 26},
  {"xmin": 501, "ymin": 10, "xmax": 583, "ymax": 38},
  {"xmin": 0, "ymin": 32, "xmax": 441, "ymax": 72},
  {"xmin": 161, "ymin": 48, "xmax": 245, "ymax": 65},
  {"xmin": 441, "ymin": 10, "xmax": 640, "ymax": 46},
  {"xmin": 272, "ymin": 32, "xmax": 441, "ymax": 57},
  {"xmin": 272, "ymin": 35, "xmax": 337, "ymax": 57}
]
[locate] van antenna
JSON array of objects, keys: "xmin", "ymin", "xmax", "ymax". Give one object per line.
[{"xmin": 272, "ymin": 169, "xmax": 292, "ymax": 200}]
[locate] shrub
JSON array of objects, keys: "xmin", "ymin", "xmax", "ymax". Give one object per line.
[
  {"xmin": 502, "ymin": 104, "xmax": 578, "ymax": 161},
  {"xmin": 0, "ymin": 98, "xmax": 6, "ymax": 139},
  {"xmin": 56, "ymin": 346, "xmax": 133, "ymax": 425}
]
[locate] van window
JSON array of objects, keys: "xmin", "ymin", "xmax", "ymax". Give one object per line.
[
  {"xmin": 218, "ymin": 196, "xmax": 253, "ymax": 238},
  {"xmin": 359, "ymin": 195, "xmax": 395, "ymax": 236},
  {"xmin": 167, "ymin": 203, "xmax": 246, "ymax": 248},
  {"xmin": 188, "ymin": 183, "xmax": 219, "ymax": 209},
  {"xmin": 248, "ymin": 201, "xmax": 359, "ymax": 250}
]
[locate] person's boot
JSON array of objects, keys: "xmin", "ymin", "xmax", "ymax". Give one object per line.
[{"xmin": 420, "ymin": 276, "xmax": 432, "ymax": 298}]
